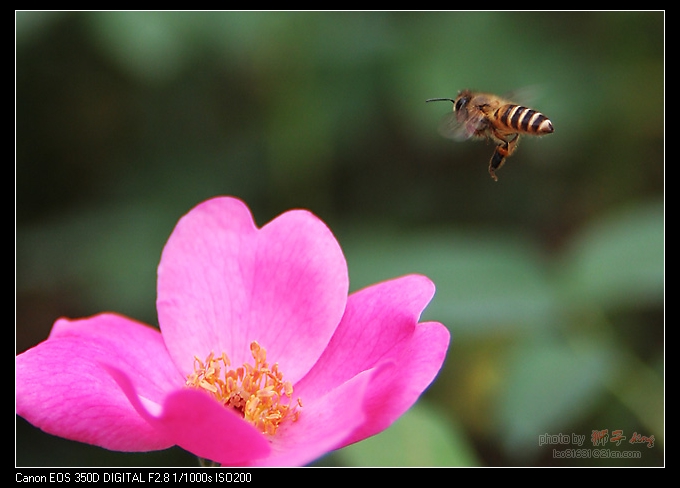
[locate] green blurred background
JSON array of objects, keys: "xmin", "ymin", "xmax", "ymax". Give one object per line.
[{"xmin": 16, "ymin": 11, "xmax": 664, "ymax": 467}]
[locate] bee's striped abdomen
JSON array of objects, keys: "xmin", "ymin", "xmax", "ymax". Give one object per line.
[{"xmin": 497, "ymin": 104, "xmax": 553, "ymax": 135}]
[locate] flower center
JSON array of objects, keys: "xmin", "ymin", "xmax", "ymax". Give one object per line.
[{"xmin": 185, "ymin": 341, "xmax": 301, "ymax": 436}]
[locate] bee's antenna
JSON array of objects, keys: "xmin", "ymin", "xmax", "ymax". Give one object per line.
[{"xmin": 426, "ymin": 98, "xmax": 456, "ymax": 103}]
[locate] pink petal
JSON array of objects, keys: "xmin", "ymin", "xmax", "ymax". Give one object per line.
[
  {"xmin": 103, "ymin": 365, "xmax": 271, "ymax": 466},
  {"xmin": 296, "ymin": 274, "xmax": 436, "ymax": 396},
  {"xmin": 16, "ymin": 313, "xmax": 181, "ymax": 451},
  {"xmin": 295, "ymin": 274, "xmax": 450, "ymax": 445},
  {"xmin": 157, "ymin": 197, "xmax": 349, "ymax": 383},
  {"xmin": 253, "ymin": 368, "xmax": 374, "ymax": 466},
  {"xmin": 340, "ymin": 320, "xmax": 450, "ymax": 446}
]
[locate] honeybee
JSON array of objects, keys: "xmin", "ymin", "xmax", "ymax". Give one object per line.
[{"xmin": 427, "ymin": 89, "xmax": 554, "ymax": 181}]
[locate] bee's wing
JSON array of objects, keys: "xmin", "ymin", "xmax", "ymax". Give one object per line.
[
  {"xmin": 502, "ymin": 85, "xmax": 543, "ymax": 106},
  {"xmin": 437, "ymin": 111, "xmax": 485, "ymax": 141}
]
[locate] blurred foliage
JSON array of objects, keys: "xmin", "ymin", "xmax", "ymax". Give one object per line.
[{"xmin": 16, "ymin": 11, "xmax": 663, "ymax": 467}]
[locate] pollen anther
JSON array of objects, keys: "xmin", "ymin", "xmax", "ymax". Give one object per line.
[{"xmin": 185, "ymin": 342, "xmax": 301, "ymax": 436}]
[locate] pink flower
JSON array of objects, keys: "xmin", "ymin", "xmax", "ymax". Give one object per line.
[{"xmin": 16, "ymin": 196, "xmax": 450, "ymax": 466}]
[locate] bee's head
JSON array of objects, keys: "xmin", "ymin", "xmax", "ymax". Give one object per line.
[{"xmin": 454, "ymin": 90, "xmax": 472, "ymax": 113}]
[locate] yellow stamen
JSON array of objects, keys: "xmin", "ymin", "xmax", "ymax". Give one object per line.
[{"xmin": 185, "ymin": 342, "xmax": 301, "ymax": 436}]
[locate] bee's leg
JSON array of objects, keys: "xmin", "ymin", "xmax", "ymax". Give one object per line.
[
  {"xmin": 488, "ymin": 146, "xmax": 506, "ymax": 181},
  {"xmin": 505, "ymin": 134, "xmax": 520, "ymax": 157},
  {"xmin": 488, "ymin": 134, "xmax": 519, "ymax": 181}
]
